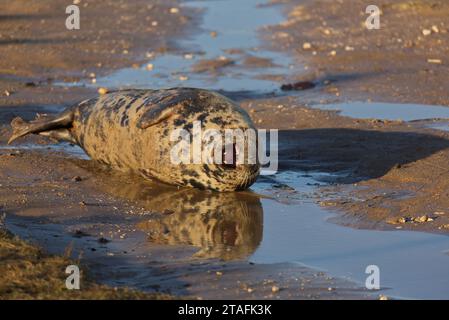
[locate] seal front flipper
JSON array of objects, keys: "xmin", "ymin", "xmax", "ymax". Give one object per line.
[
  {"xmin": 137, "ymin": 106, "xmax": 178, "ymax": 129},
  {"xmin": 136, "ymin": 89, "xmax": 199, "ymax": 129},
  {"xmin": 8, "ymin": 109, "xmax": 74, "ymax": 144}
]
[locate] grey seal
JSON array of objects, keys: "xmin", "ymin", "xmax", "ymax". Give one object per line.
[{"xmin": 8, "ymin": 88, "xmax": 260, "ymax": 191}]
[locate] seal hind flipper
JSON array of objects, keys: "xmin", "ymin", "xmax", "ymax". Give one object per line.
[
  {"xmin": 8, "ymin": 110, "xmax": 74, "ymax": 144},
  {"xmin": 38, "ymin": 128, "xmax": 77, "ymax": 144}
]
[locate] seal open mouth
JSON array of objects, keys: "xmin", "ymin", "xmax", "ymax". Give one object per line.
[{"xmin": 222, "ymin": 143, "xmax": 238, "ymax": 169}]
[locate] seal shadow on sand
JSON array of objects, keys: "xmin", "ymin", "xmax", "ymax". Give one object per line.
[{"xmin": 277, "ymin": 128, "xmax": 449, "ymax": 183}]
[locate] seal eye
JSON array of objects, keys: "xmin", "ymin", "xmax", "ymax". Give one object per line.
[{"xmin": 222, "ymin": 143, "xmax": 237, "ymax": 169}]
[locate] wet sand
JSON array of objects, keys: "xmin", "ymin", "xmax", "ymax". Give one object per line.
[
  {"xmin": 261, "ymin": 0, "xmax": 449, "ymax": 233},
  {"xmin": 265, "ymin": 0, "xmax": 449, "ymax": 105},
  {"xmin": 0, "ymin": 0, "xmax": 373, "ymax": 300},
  {"xmin": 0, "ymin": 147, "xmax": 373, "ymax": 299},
  {"xmin": 1, "ymin": 0, "xmax": 449, "ymax": 299},
  {"xmin": 242, "ymin": 97, "xmax": 449, "ymax": 233}
]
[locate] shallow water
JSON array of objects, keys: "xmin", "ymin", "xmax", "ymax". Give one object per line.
[
  {"xmin": 425, "ymin": 121, "xmax": 449, "ymax": 132},
  {"xmin": 314, "ymin": 102, "xmax": 449, "ymax": 121},
  {"xmin": 69, "ymin": 0, "xmax": 297, "ymax": 94},
  {"xmin": 252, "ymin": 172, "xmax": 449, "ymax": 299},
  {"xmin": 7, "ymin": 161, "xmax": 449, "ymax": 298},
  {"xmin": 9, "ymin": 0, "xmax": 449, "ymax": 299},
  {"xmin": 0, "ymin": 142, "xmax": 88, "ymax": 159}
]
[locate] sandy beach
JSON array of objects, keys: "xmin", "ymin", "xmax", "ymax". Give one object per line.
[{"xmin": 1, "ymin": 0, "xmax": 449, "ymax": 300}]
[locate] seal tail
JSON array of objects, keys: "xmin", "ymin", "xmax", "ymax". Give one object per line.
[
  {"xmin": 8, "ymin": 110, "xmax": 74, "ymax": 144},
  {"xmin": 8, "ymin": 117, "xmax": 31, "ymax": 144}
]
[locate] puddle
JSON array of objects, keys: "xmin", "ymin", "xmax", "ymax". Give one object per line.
[
  {"xmin": 314, "ymin": 102, "xmax": 449, "ymax": 121},
  {"xmin": 252, "ymin": 172, "xmax": 449, "ymax": 299},
  {"xmin": 255, "ymin": 199, "xmax": 449, "ymax": 300},
  {"xmin": 0, "ymin": 142, "xmax": 89, "ymax": 160},
  {"xmin": 62, "ymin": 0, "xmax": 297, "ymax": 93},
  {"xmin": 126, "ymin": 171, "xmax": 449, "ymax": 299},
  {"xmin": 7, "ymin": 169, "xmax": 449, "ymax": 299},
  {"xmin": 425, "ymin": 121, "xmax": 449, "ymax": 132},
  {"xmin": 5, "ymin": 0, "xmax": 449, "ymax": 300}
]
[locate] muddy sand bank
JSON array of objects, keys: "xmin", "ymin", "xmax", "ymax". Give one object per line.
[
  {"xmin": 0, "ymin": 0, "xmax": 375, "ymax": 299},
  {"xmin": 262, "ymin": 0, "xmax": 449, "ymax": 233},
  {"xmin": 1, "ymin": 0, "xmax": 449, "ymax": 299}
]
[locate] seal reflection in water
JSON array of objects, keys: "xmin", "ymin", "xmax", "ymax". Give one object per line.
[
  {"xmin": 102, "ymin": 176, "xmax": 263, "ymax": 260},
  {"xmin": 8, "ymin": 88, "xmax": 260, "ymax": 191}
]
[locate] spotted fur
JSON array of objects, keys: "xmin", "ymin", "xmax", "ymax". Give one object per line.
[{"xmin": 9, "ymin": 88, "xmax": 260, "ymax": 191}]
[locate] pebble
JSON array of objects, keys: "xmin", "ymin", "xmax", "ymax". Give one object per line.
[
  {"xmin": 272, "ymin": 183, "xmax": 295, "ymax": 191},
  {"xmin": 98, "ymin": 237, "xmax": 110, "ymax": 244},
  {"xmin": 216, "ymin": 271, "xmax": 223, "ymax": 276},
  {"xmin": 169, "ymin": 7, "xmax": 180, "ymax": 14},
  {"xmin": 184, "ymin": 53, "xmax": 194, "ymax": 60},
  {"xmin": 329, "ymin": 50, "xmax": 337, "ymax": 56},
  {"xmin": 393, "ymin": 215, "xmax": 435, "ymax": 224},
  {"xmin": 281, "ymin": 81, "xmax": 315, "ymax": 91},
  {"xmin": 210, "ymin": 31, "xmax": 218, "ymax": 38},
  {"xmin": 413, "ymin": 215, "xmax": 433, "ymax": 223},
  {"xmin": 379, "ymin": 295, "xmax": 388, "ymax": 300},
  {"xmin": 71, "ymin": 176, "xmax": 82, "ymax": 182},
  {"xmin": 398, "ymin": 217, "xmax": 410, "ymax": 223},
  {"xmin": 146, "ymin": 63, "xmax": 154, "ymax": 71},
  {"xmin": 432, "ymin": 25, "xmax": 440, "ymax": 33},
  {"xmin": 276, "ymin": 32, "xmax": 289, "ymax": 39},
  {"xmin": 179, "ymin": 75, "xmax": 189, "ymax": 81},
  {"xmin": 98, "ymin": 87, "xmax": 108, "ymax": 95},
  {"xmin": 302, "ymin": 42, "xmax": 312, "ymax": 50},
  {"xmin": 422, "ymin": 29, "xmax": 431, "ymax": 36},
  {"xmin": 427, "ymin": 58, "xmax": 442, "ymax": 64},
  {"xmin": 271, "ymin": 286, "xmax": 280, "ymax": 293},
  {"xmin": 151, "ymin": 21, "xmax": 158, "ymax": 27}
]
